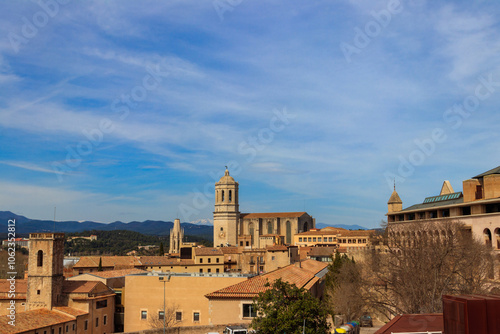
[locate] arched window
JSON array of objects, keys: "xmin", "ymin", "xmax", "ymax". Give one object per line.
[
  {"xmin": 37, "ymin": 250, "xmax": 43, "ymax": 267},
  {"xmin": 484, "ymin": 228, "xmax": 492, "ymax": 247},
  {"xmin": 229, "ymin": 190, "xmax": 232, "ymax": 202},
  {"xmin": 303, "ymin": 222, "xmax": 309, "ymax": 232},
  {"xmin": 286, "ymin": 221, "xmax": 291, "ymax": 244},
  {"xmin": 222, "ymin": 190, "xmax": 225, "ymax": 202},
  {"xmin": 267, "ymin": 221, "xmax": 273, "ymax": 235}
]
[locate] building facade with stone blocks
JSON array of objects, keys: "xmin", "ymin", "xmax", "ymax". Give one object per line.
[
  {"xmin": 386, "ymin": 166, "xmax": 500, "ymax": 279},
  {"xmin": 213, "ymin": 168, "xmax": 315, "ymax": 248}
]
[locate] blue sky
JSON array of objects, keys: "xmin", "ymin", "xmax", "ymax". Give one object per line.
[{"xmin": 1, "ymin": 0, "xmax": 500, "ymax": 228}]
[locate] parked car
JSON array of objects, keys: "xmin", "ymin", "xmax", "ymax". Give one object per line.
[
  {"xmin": 223, "ymin": 325, "xmax": 249, "ymax": 334},
  {"xmin": 359, "ymin": 315, "xmax": 373, "ymax": 327}
]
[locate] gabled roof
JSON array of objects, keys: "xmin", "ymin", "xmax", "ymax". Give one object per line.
[
  {"xmin": 375, "ymin": 313, "xmax": 443, "ymax": 334},
  {"xmin": 53, "ymin": 306, "xmax": 88, "ymax": 317},
  {"xmin": 240, "ymin": 212, "xmax": 308, "ymax": 219},
  {"xmin": 0, "ymin": 309, "xmax": 75, "ymax": 333},
  {"xmin": 473, "ymin": 165, "xmax": 500, "ymax": 178},
  {"xmin": 206, "ymin": 260, "xmax": 327, "ymax": 299},
  {"xmin": 63, "ymin": 280, "xmax": 114, "ymax": 296}
]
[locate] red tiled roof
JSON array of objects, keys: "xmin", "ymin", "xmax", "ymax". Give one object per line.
[
  {"xmin": 206, "ymin": 260, "xmax": 327, "ymax": 299},
  {"xmin": 0, "ymin": 279, "xmax": 27, "ymax": 294},
  {"xmin": 375, "ymin": 314, "xmax": 443, "ymax": 334},
  {"xmin": 194, "ymin": 247, "xmax": 223, "ymax": 256},
  {"xmin": 240, "ymin": 212, "xmax": 308, "ymax": 219},
  {"xmin": 266, "ymin": 245, "xmax": 288, "ymax": 251},
  {"xmin": 53, "ymin": 306, "xmax": 88, "ymax": 317},
  {"xmin": 63, "ymin": 280, "xmax": 113, "ymax": 296},
  {"xmin": 220, "ymin": 247, "xmax": 240, "ymax": 254},
  {"xmin": 0, "ymin": 309, "xmax": 75, "ymax": 333}
]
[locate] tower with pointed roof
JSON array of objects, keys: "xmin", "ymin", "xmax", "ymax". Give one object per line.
[
  {"xmin": 387, "ymin": 185, "xmax": 403, "ymax": 214},
  {"xmin": 213, "ymin": 168, "xmax": 240, "ymax": 246}
]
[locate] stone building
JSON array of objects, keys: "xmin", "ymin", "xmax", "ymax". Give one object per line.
[
  {"xmin": 213, "ymin": 168, "xmax": 315, "ymax": 248},
  {"xmin": 0, "ymin": 233, "xmax": 115, "ymax": 334}
]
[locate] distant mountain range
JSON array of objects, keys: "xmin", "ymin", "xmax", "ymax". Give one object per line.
[
  {"xmin": 0, "ymin": 211, "xmax": 370, "ymax": 240},
  {"xmin": 0, "ymin": 211, "xmax": 212, "ymax": 238}
]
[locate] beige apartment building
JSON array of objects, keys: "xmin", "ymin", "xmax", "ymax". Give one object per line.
[
  {"xmin": 123, "ymin": 272, "xmax": 248, "ymax": 332},
  {"xmin": 294, "ymin": 227, "xmax": 373, "ymax": 248}
]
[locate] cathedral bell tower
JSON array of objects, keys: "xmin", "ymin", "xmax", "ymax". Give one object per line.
[
  {"xmin": 213, "ymin": 167, "xmax": 239, "ymax": 247},
  {"xmin": 26, "ymin": 233, "xmax": 65, "ymax": 311}
]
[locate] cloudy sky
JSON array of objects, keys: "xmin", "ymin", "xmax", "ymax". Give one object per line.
[{"xmin": 1, "ymin": 0, "xmax": 499, "ymax": 228}]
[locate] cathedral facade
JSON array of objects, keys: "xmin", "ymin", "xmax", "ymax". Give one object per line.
[{"xmin": 213, "ymin": 168, "xmax": 315, "ymax": 247}]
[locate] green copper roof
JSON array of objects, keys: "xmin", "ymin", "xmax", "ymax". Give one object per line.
[{"xmin": 423, "ymin": 192, "xmax": 462, "ymax": 204}]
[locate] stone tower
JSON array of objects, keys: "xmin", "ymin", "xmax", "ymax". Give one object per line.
[
  {"xmin": 213, "ymin": 168, "xmax": 239, "ymax": 247},
  {"xmin": 387, "ymin": 187, "xmax": 403, "ymax": 214},
  {"xmin": 26, "ymin": 233, "xmax": 65, "ymax": 311},
  {"xmin": 169, "ymin": 218, "xmax": 184, "ymax": 254}
]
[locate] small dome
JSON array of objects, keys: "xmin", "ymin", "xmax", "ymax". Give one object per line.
[
  {"xmin": 217, "ymin": 168, "xmax": 236, "ymax": 185},
  {"xmin": 388, "ymin": 190, "xmax": 402, "ymax": 204}
]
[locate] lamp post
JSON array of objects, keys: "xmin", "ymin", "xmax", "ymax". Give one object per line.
[{"xmin": 159, "ymin": 276, "xmax": 166, "ymax": 334}]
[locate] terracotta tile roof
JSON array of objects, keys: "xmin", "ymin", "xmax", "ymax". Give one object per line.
[
  {"xmin": 266, "ymin": 245, "xmax": 288, "ymax": 251},
  {"xmin": 0, "ymin": 279, "xmax": 27, "ymax": 294},
  {"xmin": 206, "ymin": 260, "xmax": 328, "ymax": 299},
  {"xmin": 194, "ymin": 247, "xmax": 223, "ymax": 256},
  {"xmin": 54, "ymin": 306, "xmax": 88, "ymax": 317},
  {"xmin": 139, "ymin": 256, "xmax": 194, "ymax": 266},
  {"xmin": 63, "ymin": 280, "xmax": 113, "ymax": 296},
  {"xmin": 375, "ymin": 314, "xmax": 443, "ymax": 334},
  {"xmin": 0, "ymin": 309, "xmax": 75, "ymax": 333},
  {"xmin": 83, "ymin": 268, "xmax": 147, "ymax": 278},
  {"xmin": 307, "ymin": 247, "xmax": 337, "ymax": 257},
  {"xmin": 73, "ymin": 256, "xmax": 142, "ymax": 268},
  {"xmin": 220, "ymin": 247, "xmax": 240, "ymax": 254},
  {"xmin": 240, "ymin": 212, "xmax": 308, "ymax": 219}
]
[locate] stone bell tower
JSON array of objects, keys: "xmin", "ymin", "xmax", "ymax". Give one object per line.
[
  {"xmin": 213, "ymin": 167, "xmax": 240, "ymax": 247},
  {"xmin": 26, "ymin": 233, "xmax": 65, "ymax": 311}
]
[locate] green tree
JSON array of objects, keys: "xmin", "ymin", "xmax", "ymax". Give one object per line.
[
  {"xmin": 159, "ymin": 242, "xmax": 164, "ymax": 256},
  {"xmin": 97, "ymin": 257, "xmax": 103, "ymax": 271},
  {"xmin": 252, "ymin": 279, "xmax": 330, "ymax": 334}
]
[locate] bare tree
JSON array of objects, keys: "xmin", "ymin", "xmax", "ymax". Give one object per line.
[
  {"xmin": 368, "ymin": 221, "xmax": 494, "ymax": 317},
  {"xmin": 148, "ymin": 303, "xmax": 179, "ymax": 329}
]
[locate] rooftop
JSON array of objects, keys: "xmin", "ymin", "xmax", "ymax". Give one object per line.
[
  {"xmin": 206, "ymin": 259, "xmax": 327, "ymax": 299},
  {"xmin": 0, "ymin": 309, "xmax": 75, "ymax": 333},
  {"xmin": 375, "ymin": 313, "xmax": 443, "ymax": 334},
  {"xmin": 473, "ymin": 165, "xmax": 500, "ymax": 178}
]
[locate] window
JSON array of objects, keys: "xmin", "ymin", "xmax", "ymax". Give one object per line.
[
  {"xmin": 271, "ymin": 256, "xmax": 275, "ymax": 260},
  {"xmin": 104, "ymin": 315, "xmax": 107, "ymax": 325},
  {"xmin": 229, "ymin": 190, "xmax": 232, "ymax": 202},
  {"xmin": 216, "ymin": 258, "xmax": 219, "ymax": 263},
  {"xmin": 240, "ymin": 241, "xmax": 243, "ymax": 246},
  {"xmin": 59, "ymin": 328, "xmax": 61, "ymax": 334},
  {"xmin": 84, "ymin": 321, "xmax": 88, "ymax": 330},
  {"xmin": 37, "ymin": 250, "xmax": 43, "ymax": 267},
  {"xmin": 222, "ymin": 190, "xmax": 225, "ymax": 201},
  {"xmin": 208, "ymin": 258, "xmax": 211, "ymax": 263},
  {"xmin": 243, "ymin": 303, "xmax": 257, "ymax": 318},
  {"xmin": 141, "ymin": 310, "xmax": 147, "ymax": 320},
  {"xmin": 176, "ymin": 311, "xmax": 182, "ymax": 321},
  {"xmin": 37, "ymin": 290, "xmax": 40, "ymax": 295},
  {"xmin": 193, "ymin": 312, "xmax": 200, "ymax": 322},
  {"xmin": 328, "ymin": 237, "xmax": 333, "ymax": 242},
  {"xmin": 199, "ymin": 268, "xmax": 203, "ymax": 273},
  {"xmin": 65, "ymin": 325, "xmax": 68, "ymax": 332},
  {"xmin": 313, "ymin": 237, "xmax": 316, "ymax": 242},
  {"xmin": 208, "ymin": 268, "xmax": 211, "ymax": 273},
  {"xmin": 159, "ymin": 311, "xmax": 164, "ymax": 320},
  {"xmin": 200, "ymin": 258, "xmax": 203, "ymax": 263},
  {"xmin": 95, "ymin": 317, "xmax": 99, "ymax": 327},
  {"xmin": 308, "ymin": 237, "xmax": 312, "ymax": 242},
  {"xmin": 246, "ymin": 241, "xmax": 249, "ymax": 246},
  {"xmin": 299, "ymin": 237, "xmax": 302, "ymax": 242},
  {"xmin": 216, "ymin": 268, "xmax": 220, "ymax": 273},
  {"xmin": 73, "ymin": 324, "xmax": 75, "ymax": 331},
  {"xmin": 96, "ymin": 300, "xmax": 107, "ymax": 309}
]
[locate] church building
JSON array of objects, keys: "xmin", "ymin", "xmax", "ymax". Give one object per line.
[{"xmin": 213, "ymin": 168, "xmax": 315, "ymax": 248}]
